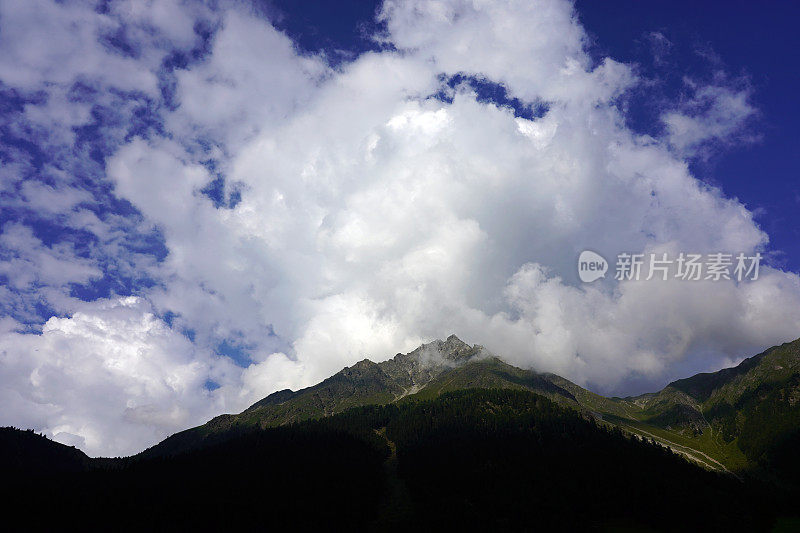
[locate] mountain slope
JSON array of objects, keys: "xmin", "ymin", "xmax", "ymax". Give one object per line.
[
  {"xmin": 404, "ymin": 356, "xmax": 578, "ymax": 405},
  {"xmin": 0, "ymin": 427, "xmax": 90, "ymax": 474},
  {"xmin": 0, "ymin": 390, "xmax": 780, "ymax": 531},
  {"xmin": 142, "ymin": 334, "xmax": 800, "ymax": 482},
  {"xmin": 6, "ymin": 337, "xmax": 800, "ymax": 529},
  {"xmin": 143, "ymin": 335, "xmax": 597, "ymax": 457},
  {"xmin": 672, "ymin": 340, "xmax": 800, "ymax": 403},
  {"xmin": 611, "ymin": 338, "xmax": 800, "ymax": 478},
  {"xmin": 625, "ymin": 339, "xmax": 800, "ymax": 431},
  {"xmin": 379, "ymin": 389, "xmax": 773, "ymax": 531}
]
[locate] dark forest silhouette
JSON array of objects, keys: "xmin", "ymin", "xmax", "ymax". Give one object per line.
[{"xmin": 2, "ymin": 389, "xmax": 795, "ymax": 531}]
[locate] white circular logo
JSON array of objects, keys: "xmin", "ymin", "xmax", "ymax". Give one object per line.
[{"xmin": 578, "ymin": 250, "xmax": 608, "ymax": 282}]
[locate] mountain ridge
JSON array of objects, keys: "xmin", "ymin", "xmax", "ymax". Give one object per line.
[
  {"xmin": 130, "ymin": 334, "xmax": 800, "ymax": 481},
  {"xmin": 3, "ymin": 388, "xmax": 781, "ymax": 531},
  {"xmin": 4, "ymin": 335, "xmax": 800, "ymax": 529},
  {"xmin": 143, "ymin": 335, "xmax": 597, "ymax": 458}
]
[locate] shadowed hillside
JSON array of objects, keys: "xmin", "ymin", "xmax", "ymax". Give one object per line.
[
  {"xmin": 0, "ymin": 390, "xmax": 783, "ymax": 531},
  {"xmin": 5, "ymin": 336, "xmax": 800, "ymax": 530},
  {"xmin": 139, "ymin": 335, "xmax": 800, "ymax": 488}
]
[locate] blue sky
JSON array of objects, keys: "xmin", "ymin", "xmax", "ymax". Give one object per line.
[
  {"xmin": 1, "ymin": 0, "xmax": 799, "ymax": 456},
  {"xmin": 576, "ymin": 0, "xmax": 800, "ymax": 272}
]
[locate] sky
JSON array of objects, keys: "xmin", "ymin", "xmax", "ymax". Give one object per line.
[{"xmin": 1, "ymin": 0, "xmax": 799, "ymax": 457}]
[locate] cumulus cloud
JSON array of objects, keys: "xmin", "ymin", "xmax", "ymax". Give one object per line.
[
  {"xmin": 0, "ymin": 295, "xmax": 304, "ymax": 456},
  {"xmin": 0, "ymin": 297, "xmax": 210, "ymax": 456},
  {"xmin": 1, "ymin": 0, "xmax": 799, "ymax": 455},
  {"xmin": 167, "ymin": 8, "xmax": 329, "ymax": 147}
]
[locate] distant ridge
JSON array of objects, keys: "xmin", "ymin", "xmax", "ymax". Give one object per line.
[{"xmin": 0, "ymin": 427, "xmax": 89, "ymax": 473}]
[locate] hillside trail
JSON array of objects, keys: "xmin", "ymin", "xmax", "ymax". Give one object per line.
[
  {"xmin": 369, "ymin": 427, "xmax": 414, "ymax": 530},
  {"xmin": 621, "ymin": 423, "xmax": 741, "ymax": 480}
]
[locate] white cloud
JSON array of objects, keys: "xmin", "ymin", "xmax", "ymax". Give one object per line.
[
  {"xmin": 0, "ymin": 0, "xmax": 156, "ymax": 95},
  {"xmin": 490, "ymin": 261, "xmax": 800, "ymax": 387},
  {"xmin": 0, "ymin": 295, "xmax": 297, "ymax": 456},
  {"xmin": 167, "ymin": 8, "xmax": 329, "ymax": 147},
  {"xmin": 0, "ymin": 297, "xmax": 209, "ymax": 456},
  {"xmin": 662, "ymin": 81, "xmax": 757, "ymax": 157},
  {"xmin": 1, "ymin": 0, "xmax": 799, "ymax": 455},
  {"xmin": 0, "ymin": 223, "xmax": 101, "ymax": 291}
]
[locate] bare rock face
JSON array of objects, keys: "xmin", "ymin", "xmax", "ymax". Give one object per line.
[
  {"xmin": 145, "ymin": 336, "xmax": 489, "ymax": 453},
  {"xmin": 223, "ymin": 335, "xmax": 487, "ymax": 432},
  {"xmin": 378, "ymin": 335, "xmax": 484, "ymax": 395}
]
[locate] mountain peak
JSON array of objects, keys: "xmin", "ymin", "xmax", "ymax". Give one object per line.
[
  {"xmin": 446, "ymin": 333, "xmax": 465, "ymax": 344},
  {"xmin": 441, "ymin": 334, "xmax": 477, "ymax": 361},
  {"xmin": 142, "ymin": 334, "xmax": 800, "ymax": 489},
  {"xmin": 411, "ymin": 335, "xmax": 478, "ymax": 365}
]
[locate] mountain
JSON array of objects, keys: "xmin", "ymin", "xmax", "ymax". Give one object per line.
[
  {"xmin": 142, "ymin": 335, "xmax": 800, "ymax": 482},
  {"xmin": 0, "ymin": 427, "xmax": 90, "ymax": 474},
  {"xmin": 619, "ymin": 338, "xmax": 800, "ymax": 481},
  {"xmin": 142, "ymin": 335, "xmax": 590, "ymax": 457},
  {"xmin": 4, "ymin": 335, "xmax": 800, "ymax": 530},
  {"xmin": 0, "ymin": 390, "xmax": 779, "ymax": 531}
]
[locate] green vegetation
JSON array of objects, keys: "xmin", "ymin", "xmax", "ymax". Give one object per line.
[
  {"xmin": 0, "ymin": 389, "xmax": 782, "ymax": 530},
  {"xmin": 8, "ymin": 335, "xmax": 800, "ymax": 529},
  {"xmin": 142, "ymin": 335, "xmax": 800, "ymax": 485},
  {"xmin": 611, "ymin": 338, "xmax": 800, "ymax": 481}
]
